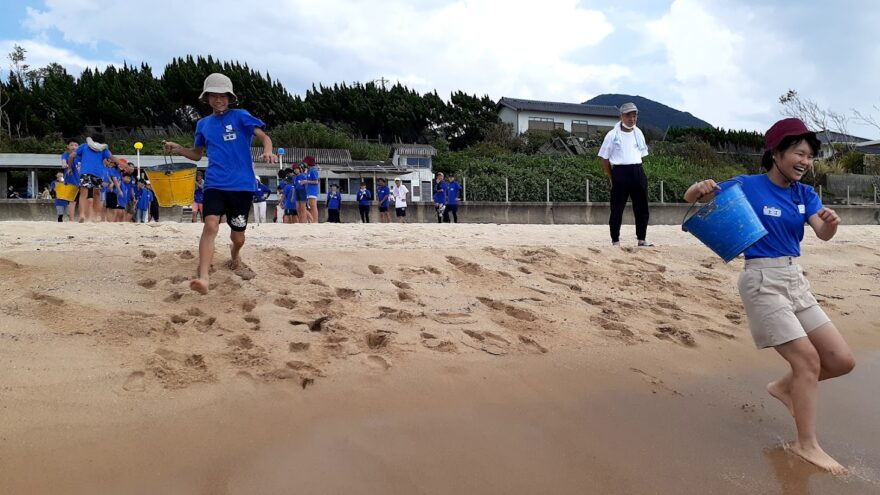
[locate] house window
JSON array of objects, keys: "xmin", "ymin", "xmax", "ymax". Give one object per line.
[
  {"xmin": 421, "ymin": 181, "xmax": 432, "ymax": 201},
  {"xmin": 327, "ymin": 178, "xmax": 348, "ymax": 194},
  {"xmin": 527, "ymin": 117, "xmax": 555, "ymax": 132},
  {"xmin": 405, "ymin": 157, "xmax": 431, "ymax": 168}
]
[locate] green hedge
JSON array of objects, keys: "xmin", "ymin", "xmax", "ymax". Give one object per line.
[{"xmin": 433, "ymin": 150, "xmax": 747, "ymax": 203}]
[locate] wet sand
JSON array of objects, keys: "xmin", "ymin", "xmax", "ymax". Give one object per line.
[{"xmin": 1, "ymin": 222, "xmax": 879, "ymax": 494}]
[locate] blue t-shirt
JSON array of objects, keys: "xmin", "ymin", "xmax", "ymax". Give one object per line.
[
  {"xmin": 306, "ymin": 168, "xmax": 320, "ymax": 197},
  {"xmin": 446, "ymin": 181, "xmax": 461, "ymax": 205},
  {"xmin": 107, "ymin": 166, "xmax": 122, "ymax": 190},
  {"xmin": 194, "ymin": 108, "xmax": 265, "ymax": 192},
  {"xmin": 719, "ymin": 174, "xmax": 822, "ymax": 259},
  {"xmin": 327, "ymin": 191, "xmax": 341, "ymax": 210},
  {"xmin": 356, "ymin": 189, "xmax": 372, "ymax": 206},
  {"xmin": 76, "ymin": 144, "xmax": 112, "ymax": 178},
  {"xmin": 61, "ymin": 151, "xmax": 81, "ymax": 179},
  {"xmin": 50, "ymin": 180, "xmax": 68, "ymax": 206},
  {"xmin": 377, "ymin": 185, "xmax": 391, "ymax": 207},
  {"xmin": 433, "ymin": 181, "xmax": 447, "ymax": 204},
  {"xmin": 294, "ymin": 173, "xmax": 307, "ymax": 191},
  {"xmin": 118, "ymin": 181, "xmax": 134, "ymax": 205},
  {"xmin": 254, "ymin": 182, "xmax": 270, "ymax": 202},
  {"xmin": 194, "ymin": 182, "xmax": 204, "ymax": 203},
  {"xmin": 136, "ymin": 188, "xmax": 154, "ymax": 210},
  {"xmin": 283, "ymin": 183, "xmax": 297, "ymax": 210}
]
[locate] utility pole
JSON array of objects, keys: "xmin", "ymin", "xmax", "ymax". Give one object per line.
[{"xmin": 373, "ymin": 77, "xmax": 389, "ymax": 90}]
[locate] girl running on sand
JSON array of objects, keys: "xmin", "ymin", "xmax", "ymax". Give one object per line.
[{"xmin": 684, "ymin": 118, "xmax": 855, "ymax": 474}]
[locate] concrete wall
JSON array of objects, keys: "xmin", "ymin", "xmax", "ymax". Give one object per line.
[
  {"xmin": 5, "ymin": 199, "xmax": 879, "ymax": 225},
  {"xmin": 498, "ymin": 107, "xmax": 618, "ymax": 135}
]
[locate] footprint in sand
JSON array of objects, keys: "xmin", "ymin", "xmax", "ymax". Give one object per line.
[
  {"xmin": 654, "ymin": 326, "xmax": 697, "ymax": 346},
  {"xmin": 122, "ymin": 371, "xmax": 146, "ymax": 392},
  {"xmin": 476, "ymin": 297, "xmax": 537, "ymax": 322},
  {"xmin": 335, "ymin": 288, "xmax": 357, "ymax": 299},
  {"xmin": 177, "ymin": 250, "xmax": 195, "ymax": 260},
  {"xmin": 366, "ymin": 331, "xmax": 391, "ymax": 349},
  {"xmin": 141, "ymin": 249, "xmax": 157, "ymax": 259},
  {"xmin": 0, "ymin": 258, "xmax": 22, "ymax": 270},
  {"xmin": 397, "ymin": 290, "xmax": 420, "ymax": 303},
  {"xmin": 186, "ymin": 307, "xmax": 205, "ymax": 317},
  {"xmin": 519, "ymin": 335, "xmax": 549, "ymax": 354},
  {"xmin": 420, "ymin": 332, "xmax": 458, "ymax": 353},
  {"xmin": 244, "ymin": 315, "xmax": 260, "ymax": 325},
  {"xmin": 164, "ymin": 292, "xmax": 184, "ymax": 303},
  {"xmin": 274, "ymin": 297, "xmax": 297, "ymax": 309},
  {"xmin": 461, "ymin": 329, "xmax": 509, "ymax": 355},
  {"xmin": 169, "ymin": 314, "xmax": 189, "ymax": 325},
  {"xmin": 232, "ymin": 263, "xmax": 257, "ymax": 281},
  {"xmin": 28, "ymin": 292, "xmax": 64, "ymax": 305},
  {"xmin": 241, "ymin": 300, "xmax": 257, "ymax": 312},
  {"xmin": 289, "ymin": 316, "xmax": 331, "ymax": 332},
  {"xmin": 391, "ymin": 280, "xmax": 412, "ymax": 290},
  {"xmin": 138, "ymin": 279, "xmax": 157, "ymax": 289},
  {"xmin": 366, "ymin": 355, "xmax": 392, "ymax": 371},
  {"xmin": 446, "ymin": 256, "xmax": 482, "ymax": 275},
  {"xmin": 368, "ymin": 265, "xmax": 385, "ymax": 275},
  {"xmin": 289, "ymin": 342, "xmax": 311, "ymax": 352},
  {"xmin": 518, "ymin": 266, "xmax": 532, "ymax": 274}
]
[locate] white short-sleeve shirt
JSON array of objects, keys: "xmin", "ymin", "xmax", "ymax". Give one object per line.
[
  {"xmin": 598, "ymin": 128, "xmax": 648, "ymax": 165},
  {"xmin": 393, "ymin": 185, "xmax": 409, "ymax": 208}
]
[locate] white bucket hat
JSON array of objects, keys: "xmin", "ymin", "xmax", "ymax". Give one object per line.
[{"xmin": 199, "ymin": 73, "xmax": 237, "ymax": 102}]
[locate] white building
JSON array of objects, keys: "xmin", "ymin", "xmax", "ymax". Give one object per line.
[{"xmin": 497, "ymin": 97, "xmax": 620, "ymax": 136}]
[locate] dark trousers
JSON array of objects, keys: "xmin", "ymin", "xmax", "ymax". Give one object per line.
[
  {"xmin": 328, "ymin": 209, "xmax": 340, "ymax": 223},
  {"xmin": 358, "ymin": 205, "xmax": 370, "ymax": 223},
  {"xmin": 609, "ymin": 164, "xmax": 649, "ymax": 242},
  {"xmin": 442, "ymin": 204, "xmax": 459, "ymax": 223}
]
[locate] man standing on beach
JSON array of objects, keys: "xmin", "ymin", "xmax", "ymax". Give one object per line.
[{"xmin": 598, "ymin": 102, "xmax": 651, "ymax": 247}]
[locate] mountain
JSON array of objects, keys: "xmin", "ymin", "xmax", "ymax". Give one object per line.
[{"xmin": 583, "ymin": 94, "xmax": 713, "ymax": 131}]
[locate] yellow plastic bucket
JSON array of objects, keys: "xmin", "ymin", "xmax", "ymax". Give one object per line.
[
  {"xmin": 145, "ymin": 162, "xmax": 197, "ymax": 207},
  {"xmin": 55, "ymin": 183, "xmax": 79, "ymax": 202}
]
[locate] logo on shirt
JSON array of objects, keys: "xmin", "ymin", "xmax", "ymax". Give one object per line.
[
  {"xmin": 223, "ymin": 124, "xmax": 237, "ymax": 142},
  {"xmin": 762, "ymin": 205, "xmax": 782, "ymax": 218}
]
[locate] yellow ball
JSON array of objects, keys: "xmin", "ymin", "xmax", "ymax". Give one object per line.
[{"xmin": 134, "ymin": 142, "xmax": 144, "ymax": 150}]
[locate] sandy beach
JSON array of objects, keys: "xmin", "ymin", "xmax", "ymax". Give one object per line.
[{"xmin": 1, "ymin": 221, "xmax": 878, "ymax": 494}]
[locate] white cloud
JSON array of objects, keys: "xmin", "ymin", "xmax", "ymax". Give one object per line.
[
  {"xmin": 14, "ymin": 0, "xmax": 630, "ymax": 104},
  {"xmin": 0, "ymin": 39, "xmax": 116, "ymax": 75}
]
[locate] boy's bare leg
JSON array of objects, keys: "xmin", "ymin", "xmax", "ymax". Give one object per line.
[
  {"xmin": 228, "ymin": 230, "xmax": 245, "ymax": 269},
  {"xmin": 78, "ymin": 188, "xmax": 89, "ymax": 222},
  {"xmin": 308, "ymin": 198, "xmax": 319, "ymax": 223},
  {"xmin": 191, "ymin": 215, "xmax": 220, "ymax": 295}
]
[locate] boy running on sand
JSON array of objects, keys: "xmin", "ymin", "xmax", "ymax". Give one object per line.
[
  {"xmin": 69, "ymin": 133, "xmax": 121, "ymax": 222},
  {"xmin": 163, "ymin": 73, "xmax": 277, "ymax": 294}
]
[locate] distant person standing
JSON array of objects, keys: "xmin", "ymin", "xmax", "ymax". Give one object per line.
[
  {"xmin": 294, "ymin": 164, "xmax": 310, "ymax": 223},
  {"xmin": 598, "ymin": 102, "xmax": 651, "ymax": 247},
  {"xmin": 61, "ymin": 140, "xmax": 81, "ymax": 221},
  {"xmin": 356, "ymin": 181, "xmax": 372, "ymax": 223},
  {"xmin": 376, "ymin": 178, "xmax": 391, "ymax": 223},
  {"xmin": 303, "ymin": 155, "xmax": 320, "ymax": 224},
  {"xmin": 433, "ymin": 172, "xmax": 447, "ymax": 223},
  {"xmin": 192, "ymin": 172, "xmax": 205, "ymax": 223},
  {"xmin": 253, "ymin": 176, "xmax": 270, "ymax": 224},
  {"xmin": 392, "ymin": 177, "xmax": 409, "ymax": 224},
  {"xmin": 326, "ymin": 184, "xmax": 342, "ymax": 223},
  {"xmin": 50, "ymin": 172, "xmax": 68, "ymax": 222},
  {"xmin": 443, "ymin": 173, "xmax": 462, "ymax": 223}
]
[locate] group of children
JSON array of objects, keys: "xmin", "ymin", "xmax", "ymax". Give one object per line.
[
  {"xmin": 432, "ymin": 171, "xmax": 462, "ymax": 223},
  {"xmin": 55, "ymin": 138, "xmax": 158, "ymax": 223}
]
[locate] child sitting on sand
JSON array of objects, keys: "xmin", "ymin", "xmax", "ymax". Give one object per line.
[
  {"xmin": 683, "ymin": 118, "xmax": 854, "ymax": 475},
  {"xmin": 163, "ymin": 73, "xmax": 277, "ymax": 294}
]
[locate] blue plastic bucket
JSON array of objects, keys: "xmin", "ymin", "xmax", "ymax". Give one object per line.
[{"xmin": 682, "ymin": 182, "xmax": 768, "ymax": 263}]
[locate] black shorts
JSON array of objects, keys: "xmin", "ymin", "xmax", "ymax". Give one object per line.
[
  {"xmin": 80, "ymin": 174, "xmax": 102, "ymax": 189},
  {"xmin": 379, "ymin": 206, "xmax": 388, "ymax": 212},
  {"xmin": 295, "ymin": 189, "xmax": 308, "ymax": 202},
  {"xmin": 105, "ymin": 192, "xmax": 118, "ymax": 209},
  {"xmin": 395, "ymin": 207, "xmax": 406, "ymax": 217},
  {"xmin": 203, "ymin": 189, "xmax": 252, "ymax": 232},
  {"xmin": 284, "ymin": 208, "xmax": 297, "ymax": 215}
]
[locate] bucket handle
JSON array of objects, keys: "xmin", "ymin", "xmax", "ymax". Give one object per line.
[
  {"xmin": 681, "ymin": 179, "xmax": 738, "ymax": 232},
  {"xmin": 161, "ymin": 152, "xmax": 176, "ymax": 176}
]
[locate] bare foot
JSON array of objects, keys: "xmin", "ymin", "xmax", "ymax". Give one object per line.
[
  {"xmin": 789, "ymin": 442, "xmax": 849, "ymax": 475},
  {"xmin": 189, "ymin": 278, "xmax": 209, "ymax": 295},
  {"xmin": 767, "ymin": 380, "xmax": 794, "ymax": 417},
  {"xmin": 226, "ymin": 258, "xmax": 241, "ymax": 270}
]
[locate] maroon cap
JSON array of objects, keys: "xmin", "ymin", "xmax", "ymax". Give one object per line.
[
  {"xmin": 765, "ymin": 118, "xmax": 814, "ymax": 151},
  {"xmin": 303, "ymin": 155, "xmax": 316, "ymax": 166}
]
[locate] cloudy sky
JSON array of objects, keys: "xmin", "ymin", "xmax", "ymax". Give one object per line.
[{"xmin": 1, "ymin": 0, "xmax": 878, "ymax": 136}]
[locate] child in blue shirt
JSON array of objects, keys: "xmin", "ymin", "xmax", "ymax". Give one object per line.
[
  {"xmin": 135, "ymin": 179, "xmax": 154, "ymax": 223},
  {"xmin": 303, "ymin": 155, "xmax": 320, "ymax": 223},
  {"xmin": 282, "ymin": 178, "xmax": 298, "ymax": 224},
  {"xmin": 443, "ymin": 173, "xmax": 462, "ymax": 223},
  {"xmin": 113, "ymin": 173, "xmax": 133, "ymax": 222},
  {"xmin": 70, "ymin": 133, "xmax": 121, "ymax": 222},
  {"xmin": 294, "ymin": 164, "xmax": 310, "ymax": 223},
  {"xmin": 433, "ymin": 172, "xmax": 447, "ymax": 223},
  {"xmin": 326, "ymin": 184, "xmax": 342, "ymax": 223},
  {"xmin": 50, "ymin": 172, "xmax": 68, "ymax": 222},
  {"xmin": 252, "ymin": 176, "xmax": 271, "ymax": 224},
  {"xmin": 356, "ymin": 182, "xmax": 372, "ymax": 223},
  {"xmin": 192, "ymin": 172, "xmax": 205, "ymax": 223},
  {"xmin": 684, "ymin": 118, "xmax": 853, "ymax": 475},
  {"xmin": 163, "ymin": 73, "xmax": 277, "ymax": 295},
  {"xmin": 376, "ymin": 178, "xmax": 391, "ymax": 223}
]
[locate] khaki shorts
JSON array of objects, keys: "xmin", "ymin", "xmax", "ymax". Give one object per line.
[{"xmin": 737, "ymin": 257, "xmax": 830, "ymax": 349}]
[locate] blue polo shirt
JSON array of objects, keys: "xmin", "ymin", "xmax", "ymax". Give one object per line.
[
  {"xmin": 719, "ymin": 174, "xmax": 822, "ymax": 259},
  {"xmin": 283, "ymin": 183, "xmax": 297, "ymax": 210},
  {"xmin": 194, "ymin": 182, "xmax": 204, "ymax": 203},
  {"xmin": 194, "ymin": 108, "xmax": 265, "ymax": 192},
  {"xmin": 327, "ymin": 191, "xmax": 341, "ymax": 210},
  {"xmin": 377, "ymin": 185, "xmax": 391, "ymax": 208},
  {"xmin": 306, "ymin": 167, "xmax": 320, "ymax": 197},
  {"xmin": 75, "ymin": 144, "xmax": 112, "ymax": 178},
  {"xmin": 294, "ymin": 173, "xmax": 307, "ymax": 191},
  {"xmin": 357, "ymin": 189, "xmax": 372, "ymax": 206},
  {"xmin": 433, "ymin": 181, "xmax": 447, "ymax": 204},
  {"xmin": 137, "ymin": 188, "xmax": 154, "ymax": 210},
  {"xmin": 254, "ymin": 182, "xmax": 270, "ymax": 202},
  {"xmin": 446, "ymin": 180, "xmax": 461, "ymax": 205}
]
